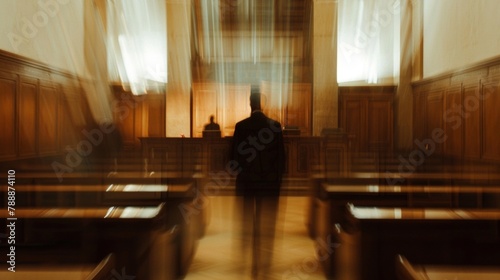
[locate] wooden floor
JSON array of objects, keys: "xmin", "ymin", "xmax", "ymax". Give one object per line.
[{"xmin": 184, "ymin": 196, "xmax": 327, "ymax": 280}]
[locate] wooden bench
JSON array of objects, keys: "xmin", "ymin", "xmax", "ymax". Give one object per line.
[
  {"xmin": 336, "ymin": 206, "xmax": 500, "ymax": 280},
  {"xmin": 2, "ymin": 182, "xmax": 203, "ymax": 277},
  {"xmin": 0, "ymin": 262, "xmax": 104, "ymax": 280},
  {"xmin": 396, "ymin": 254, "xmax": 500, "ymax": 280},
  {"xmin": 316, "ymin": 183, "xmax": 500, "ymax": 278},
  {"xmin": 307, "ymin": 171, "xmax": 500, "ymax": 238},
  {"xmin": 0, "ymin": 253, "xmax": 117, "ymax": 280},
  {"xmin": 0, "ymin": 204, "xmax": 179, "ymax": 280}
]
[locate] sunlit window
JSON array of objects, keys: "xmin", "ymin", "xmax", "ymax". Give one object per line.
[
  {"xmin": 337, "ymin": 0, "xmax": 400, "ymax": 84},
  {"xmin": 107, "ymin": 0, "xmax": 167, "ymax": 95}
]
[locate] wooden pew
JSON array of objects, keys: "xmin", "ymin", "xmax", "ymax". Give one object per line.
[
  {"xmin": 85, "ymin": 253, "xmax": 116, "ymax": 280},
  {"xmin": 2, "ymin": 182, "xmax": 203, "ymax": 277},
  {"xmin": 336, "ymin": 206, "xmax": 500, "ymax": 280},
  {"xmin": 0, "ymin": 204, "xmax": 179, "ymax": 280},
  {"xmin": 308, "ymin": 170, "xmax": 500, "ymax": 238},
  {"xmin": 0, "ymin": 253, "xmax": 117, "ymax": 280},
  {"xmin": 316, "ymin": 183, "xmax": 500, "ymax": 278},
  {"xmin": 396, "ymin": 255, "xmax": 500, "ymax": 280},
  {"xmin": 307, "ymin": 172, "xmax": 404, "ymax": 238}
]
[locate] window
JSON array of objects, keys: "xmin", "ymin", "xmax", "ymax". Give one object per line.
[
  {"xmin": 337, "ymin": 0, "xmax": 400, "ymax": 84},
  {"xmin": 107, "ymin": 0, "xmax": 167, "ymax": 95}
]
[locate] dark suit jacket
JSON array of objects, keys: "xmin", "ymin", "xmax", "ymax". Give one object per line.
[{"xmin": 231, "ymin": 111, "xmax": 286, "ymax": 196}]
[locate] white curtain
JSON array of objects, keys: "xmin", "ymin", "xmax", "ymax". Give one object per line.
[
  {"xmin": 337, "ymin": 0, "xmax": 400, "ymax": 84},
  {"xmin": 107, "ymin": 0, "xmax": 167, "ymax": 95},
  {"xmin": 196, "ymin": 0, "xmax": 299, "ymax": 115}
]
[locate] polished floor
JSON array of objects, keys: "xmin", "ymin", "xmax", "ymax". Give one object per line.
[{"xmin": 184, "ymin": 196, "xmax": 327, "ymax": 280}]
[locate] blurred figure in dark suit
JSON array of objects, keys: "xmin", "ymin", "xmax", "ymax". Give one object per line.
[
  {"xmin": 204, "ymin": 115, "xmax": 221, "ymax": 131},
  {"xmin": 203, "ymin": 115, "xmax": 221, "ymax": 138},
  {"xmin": 230, "ymin": 90, "xmax": 286, "ymax": 278}
]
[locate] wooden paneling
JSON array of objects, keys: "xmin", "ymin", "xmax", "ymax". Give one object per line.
[
  {"xmin": 284, "ymin": 84, "xmax": 312, "ymax": 135},
  {"xmin": 115, "ymin": 97, "xmax": 137, "ymax": 147},
  {"xmin": 0, "ymin": 72, "xmax": 17, "ymax": 159},
  {"xmin": 221, "ymin": 84, "xmax": 251, "ymax": 136},
  {"xmin": 59, "ymin": 97, "xmax": 73, "ymax": 149},
  {"xmin": 444, "ymin": 86, "xmax": 463, "ymax": 157},
  {"xmin": 413, "ymin": 56, "xmax": 500, "ymax": 163},
  {"xmin": 0, "ymin": 50, "xmax": 88, "ymax": 163},
  {"xmin": 38, "ymin": 85, "xmax": 59, "ymax": 155},
  {"xmin": 192, "ymin": 82, "xmax": 312, "ymax": 137},
  {"xmin": 463, "ymin": 84, "xmax": 481, "ymax": 159},
  {"xmin": 343, "ymin": 99, "xmax": 364, "ymax": 152},
  {"xmin": 368, "ymin": 100, "xmax": 393, "ymax": 151},
  {"xmin": 288, "ymin": 137, "xmax": 321, "ymax": 176},
  {"xmin": 482, "ymin": 80, "xmax": 500, "ymax": 161},
  {"xmin": 426, "ymin": 91, "xmax": 444, "ymax": 154},
  {"xmin": 192, "ymin": 84, "xmax": 218, "ymax": 137},
  {"xmin": 19, "ymin": 77, "xmax": 38, "ymax": 157},
  {"xmin": 413, "ymin": 91, "xmax": 426, "ymax": 144},
  {"xmin": 147, "ymin": 94, "xmax": 166, "ymax": 137},
  {"xmin": 111, "ymin": 88, "xmax": 167, "ymax": 149},
  {"xmin": 261, "ymin": 82, "xmax": 312, "ymax": 136},
  {"xmin": 140, "ymin": 136, "xmax": 334, "ymax": 178},
  {"xmin": 192, "ymin": 83, "xmax": 252, "ymax": 137},
  {"xmin": 339, "ymin": 86, "xmax": 395, "ymax": 152}
]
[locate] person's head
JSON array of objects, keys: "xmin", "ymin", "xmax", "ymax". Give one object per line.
[
  {"xmin": 250, "ymin": 90, "xmax": 261, "ymax": 111},
  {"xmin": 209, "ymin": 115, "xmax": 215, "ymax": 123}
]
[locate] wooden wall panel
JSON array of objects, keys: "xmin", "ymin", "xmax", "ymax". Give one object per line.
[
  {"xmin": 59, "ymin": 95, "xmax": 79, "ymax": 150},
  {"xmin": 482, "ymin": 81, "xmax": 500, "ymax": 161},
  {"xmin": 192, "ymin": 84, "xmax": 218, "ymax": 137},
  {"xmin": 111, "ymin": 87, "xmax": 167, "ymax": 150},
  {"xmin": 285, "ymin": 84, "xmax": 311, "ymax": 136},
  {"xmin": 0, "ymin": 50, "xmax": 89, "ymax": 163},
  {"xmin": 260, "ymin": 82, "xmax": 283, "ymax": 123},
  {"xmin": 38, "ymin": 85, "xmax": 59, "ymax": 155},
  {"xmin": 63, "ymin": 87, "xmax": 87, "ymax": 127},
  {"xmin": 413, "ymin": 91, "xmax": 426, "ymax": 145},
  {"xmin": 368, "ymin": 100, "xmax": 393, "ymax": 151},
  {"xmin": 19, "ymin": 77, "xmax": 38, "ymax": 157},
  {"xmin": 147, "ymin": 95, "xmax": 166, "ymax": 137},
  {"xmin": 192, "ymin": 83, "xmax": 312, "ymax": 137},
  {"xmin": 463, "ymin": 84, "xmax": 481, "ymax": 159},
  {"xmin": 0, "ymin": 72, "xmax": 17, "ymax": 159},
  {"xmin": 339, "ymin": 86, "xmax": 395, "ymax": 152},
  {"xmin": 426, "ymin": 91, "xmax": 444, "ymax": 154},
  {"xmin": 192, "ymin": 83, "xmax": 251, "ymax": 137},
  {"xmin": 444, "ymin": 86, "xmax": 463, "ymax": 158},
  {"xmin": 343, "ymin": 99, "xmax": 364, "ymax": 153},
  {"xmin": 413, "ymin": 56, "xmax": 500, "ymax": 163},
  {"xmin": 115, "ymin": 97, "xmax": 137, "ymax": 147},
  {"xmin": 221, "ymin": 84, "xmax": 251, "ymax": 136}
]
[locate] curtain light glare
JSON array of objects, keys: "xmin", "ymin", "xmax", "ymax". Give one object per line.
[
  {"xmin": 108, "ymin": 0, "xmax": 167, "ymax": 95},
  {"xmin": 337, "ymin": 0, "xmax": 400, "ymax": 84}
]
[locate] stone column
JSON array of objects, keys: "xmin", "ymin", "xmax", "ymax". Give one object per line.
[
  {"xmin": 395, "ymin": 0, "xmax": 422, "ymax": 150},
  {"xmin": 312, "ymin": 0, "xmax": 338, "ymax": 136},
  {"xmin": 83, "ymin": 0, "xmax": 113, "ymax": 123},
  {"xmin": 166, "ymin": 0, "xmax": 192, "ymax": 137}
]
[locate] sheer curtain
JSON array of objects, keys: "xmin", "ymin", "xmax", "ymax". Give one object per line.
[
  {"xmin": 107, "ymin": 0, "xmax": 167, "ymax": 95},
  {"xmin": 337, "ymin": 0, "xmax": 400, "ymax": 84},
  {"xmin": 195, "ymin": 0, "xmax": 300, "ymax": 116}
]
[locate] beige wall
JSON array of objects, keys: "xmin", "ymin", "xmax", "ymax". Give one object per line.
[
  {"xmin": 423, "ymin": 0, "xmax": 500, "ymax": 77},
  {"xmin": 0, "ymin": 0, "xmax": 85, "ymax": 76}
]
